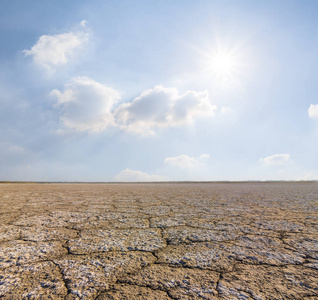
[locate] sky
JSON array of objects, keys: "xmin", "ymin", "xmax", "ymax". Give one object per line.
[{"xmin": 1, "ymin": 0, "xmax": 318, "ymax": 182}]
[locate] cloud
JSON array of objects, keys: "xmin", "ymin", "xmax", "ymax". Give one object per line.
[
  {"xmin": 297, "ymin": 173, "xmax": 318, "ymax": 181},
  {"xmin": 50, "ymin": 77, "xmax": 120, "ymax": 132},
  {"xmin": 50, "ymin": 82, "xmax": 217, "ymax": 134},
  {"xmin": 114, "ymin": 168, "xmax": 166, "ymax": 182},
  {"xmin": 115, "ymin": 85, "xmax": 216, "ymax": 135},
  {"xmin": 259, "ymin": 153, "xmax": 290, "ymax": 166},
  {"xmin": 0, "ymin": 142, "xmax": 26, "ymax": 156},
  {"xmin": 80, "ymin": 20, "xmax": 88, "ymax": 28},
  {"xmin": 165, "ymin": 153, "xmax": 210, "ymax": 169},
  {"xmin": 0, "ymin": 142, "xmax": 32, "ymax": 170},
  {"xmin": 308, "ymin": 104, "xmax": 318, "ymax": 118},
  {"xmin": 23, "ymin": 23, "xmax": 88, "ymax": 73}
]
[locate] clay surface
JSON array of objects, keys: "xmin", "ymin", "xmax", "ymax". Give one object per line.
[{"xmin": 0, "ymin": 182, "xmax": 317, "ymax": 299}]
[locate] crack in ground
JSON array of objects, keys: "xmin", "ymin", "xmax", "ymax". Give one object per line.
[
  {"xmin": 215, "ymin": 272, "xmax": 223, "ymax": 298},
  {"xmin": 110, "ymin": 280, "xmax": 178, "ymax": 300},
  {"xmin": 51, "ymin": 260, "xmax": 72, "ymax": 300}
]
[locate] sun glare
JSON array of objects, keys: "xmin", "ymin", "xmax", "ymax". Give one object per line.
[{"xmin": 209, "ymin": 51, "xmax": 237, "ymax": 79}]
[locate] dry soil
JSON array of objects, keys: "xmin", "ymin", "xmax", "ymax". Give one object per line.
[{"xmin": 0, "ymin": 182, "xmax": 317, "ymax": 299}]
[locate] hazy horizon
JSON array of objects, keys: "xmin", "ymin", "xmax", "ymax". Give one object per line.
[
  {"xmin": 1, "ymin": 0, "xmax": 318, "ymax": 182},
  {"xmin": 1, "ymin": 180, "xmax": 317, "ymax": 184}
]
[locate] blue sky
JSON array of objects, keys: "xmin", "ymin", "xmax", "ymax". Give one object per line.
[{"xmin": 1, "ymin": 0, "xmax": 318, "ymax": 181}]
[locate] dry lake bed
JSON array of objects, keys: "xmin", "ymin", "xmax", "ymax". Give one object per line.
[{"xmin": 0, "ymin": 182, "xmax": 317, "ymax": 299}]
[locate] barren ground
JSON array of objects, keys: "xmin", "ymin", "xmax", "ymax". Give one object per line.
[{"xmin": 0, "ymin": 182, "xmax": 317, "ymax": 299}]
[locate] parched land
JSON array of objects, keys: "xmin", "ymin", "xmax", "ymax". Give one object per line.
[{"xmin": 0, "ymin": 182, "xmax": 317, "ymax": 299}]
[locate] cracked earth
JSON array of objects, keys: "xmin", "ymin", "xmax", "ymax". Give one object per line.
[{"xmin": 0, "ymin": 182, "xmax": 317, "ymax": 299}]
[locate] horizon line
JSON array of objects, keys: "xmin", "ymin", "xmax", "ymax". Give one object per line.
[{"xmin": 1, "ymin": 180, "xmax": 317, "ymax": 184}]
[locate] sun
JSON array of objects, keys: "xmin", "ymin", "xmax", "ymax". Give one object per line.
[
  {"xmin": 208, "ymin": 51, "xmax": 237, "ymax": 79},
  {"xmin": 194, "ymin": 42, "xmax": 247, "ymax": 87}
]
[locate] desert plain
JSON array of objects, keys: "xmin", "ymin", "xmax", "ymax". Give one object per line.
[{"xmin": 0, "ymin": 182, "xmax": 317, "ymax": 299}]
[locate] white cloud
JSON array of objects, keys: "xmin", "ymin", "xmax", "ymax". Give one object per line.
[
  {"xmin": 24, "ymin": 24, "xmax": 88, "ymax": 73},
  {"xmin": 0, "ymin": 142, "xmax": 26, "ymax": 156},
  {"xmin": 50, "ymin": 77, "xmax": 120, "ymax": 132},
  {"xmin": 115, "ymin": 85, "xmax": 217, "ymax": 135},
  {"xmin": 220, "ymin": 106, "xmax": 233, "ymax": 115},
  {"xmin": 50, "ymin": 82, "xmax": 218, "ymax": 135},
  {"xmin": 165, "ymin": 153, "xmax": 210, "ymax": 169},
  {"xmin": 114, "ymin": 168, "xmax": 166, "ymax": 182},
  {"xmin": 80, "ymin": 20, "xmax": 88, "ymax": 27},
  {"xmin": 259, "ymin": 153, "xmax": 290, "ymax": 166},
  {"xmin": 297, "ymin": 173, "xmax": 318, "ymax": 181},
  {"xmin": 308, "ymin": 104, "xmax": 318, "ymax": 118}
]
